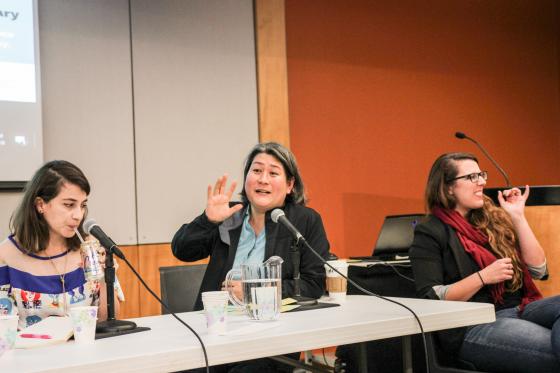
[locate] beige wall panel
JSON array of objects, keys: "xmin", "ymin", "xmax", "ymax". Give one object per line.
[
  {"xmin": 0, "ymin": 193, "xmax": 21, "ymax": 239},
  {"xmin": 38, "ymin": 0, "xmax": 137, "ymax": 244},
  {"xmin": 132, "ymin": 0, "xmax": 259, "ymax": 243}
]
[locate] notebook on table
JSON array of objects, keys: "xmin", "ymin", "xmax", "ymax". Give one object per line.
[{"xmin": 15, "ymin": 316, "xmax": 74, "ymax": 349}]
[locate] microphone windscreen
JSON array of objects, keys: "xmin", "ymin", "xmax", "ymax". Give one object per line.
[
  {"xmin": 455, "ymin": 131, "xmax": 467, "ymax": 139},
  {"xmin": 83, "ymin": 218, "xmax": 97, "ymax": 234},
  {"xmin": 271, "ymin": 209, "xmax": 285, "ymax": 223}
]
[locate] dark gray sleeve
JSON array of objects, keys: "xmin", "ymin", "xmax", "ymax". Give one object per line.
[{"xmin": 409, "ymin": 222, "xmax": 446, "ymax": 300}]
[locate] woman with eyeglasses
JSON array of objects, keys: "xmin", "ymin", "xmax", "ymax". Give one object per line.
[{"xmin": 409, "ymin": 152, "xmax": 559, "ymax": 372}]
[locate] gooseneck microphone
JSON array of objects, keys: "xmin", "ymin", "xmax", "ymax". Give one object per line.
[
  {"xmin": 81, "ymin": 218, "xmax": 210, "ymax": 372},
  {"xmin": 455, "ymin": 131, "xmax": 512, "ymax": 187},
  {"xmin": 83, "ymin": 218, "xmax": 136, "ymax": 334},
  {"xmin": 83, "ymin": 219, "xmax": 125, "ymax": 260},
  {"xmin": 271, "ymin": 208, "xmax": 430, "ymax": 373},
  {"xmin": 271, "ymin": 209, "xmax": 317, "ymax": 305},
  {"xmin": 271, "ymin": 209, "xmax": 303, "ymax": 241}
]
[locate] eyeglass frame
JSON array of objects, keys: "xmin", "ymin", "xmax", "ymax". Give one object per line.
[{"xmin": 446, "ymin": 171, "xmax": 488, "ymax": 184}]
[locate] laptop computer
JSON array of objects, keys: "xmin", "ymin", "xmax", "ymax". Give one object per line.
[{"xmin": 350, "ymin": 214, "xmax": 425, "ymax": 262}]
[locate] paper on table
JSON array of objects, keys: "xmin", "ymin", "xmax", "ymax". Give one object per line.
[
  {"xmin": 280, "ymin": 298, "xmax": 301, "ymax": 312},
  {"xmin": 281, "ymin": 304, "xmax": 300, "ymax": 312},
  {"xmin": 15, "ymin": 316, "xmax": 74, "ymax": 349},
  {"xmin": 282, "ymin": 298, "xmax": 297, "ymax": 306}
]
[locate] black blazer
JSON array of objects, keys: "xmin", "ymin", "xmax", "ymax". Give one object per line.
[
  {"xmin": 171, "ymin": 202, "xmax": 330, "ymax": 310},
  {"xmin": 409, "ymin": 215, "xmax": 494, "ymax": 355}
]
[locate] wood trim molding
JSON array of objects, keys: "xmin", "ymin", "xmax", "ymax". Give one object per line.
[
  {"xmin": 255, "ymin": 0, "xmax": 291, "ymax": 146},
  {"xmin": 118, "ymin": 246, "xmax": 140, "ymax": 319},
  {"xmin": 525, "ymin": 206, "xmax": 560, "ymax": 297}
]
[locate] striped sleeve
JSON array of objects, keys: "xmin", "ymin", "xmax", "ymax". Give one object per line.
[{"xmin": 0, "ymin": 260, "xmax": 17, "ymax": 316}]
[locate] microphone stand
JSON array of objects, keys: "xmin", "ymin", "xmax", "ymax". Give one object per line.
[
  {"xmin": 96, "ymin": 248, "xmax": 137, "ymax": 334},
  {"xmin": 290, "ymin": 239, "xmax": 318, "ymax": 306},
  {"xmin": 455, "ymin": 131, "xmax": 512, "ymax": 187}
]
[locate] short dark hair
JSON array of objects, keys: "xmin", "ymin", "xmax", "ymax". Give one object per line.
[
  {"xmin": 240, "ymin": 142, "xmax": 307, "ymax": 205},
  {"xmin": 10, "ymin": 160, "xmax": 91, "ymax": 253},
  {"xmin": 425, "ymin": 152, "xmax": 478, "ymax": 212}
]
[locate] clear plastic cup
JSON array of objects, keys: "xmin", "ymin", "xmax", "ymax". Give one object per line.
[
  {"xmin": 0, "ymin": 315, "xmax": 18, "ymax": 357},
  {"xmin": 201, "ymin": 291, "xmax": 229, "ymax": 335},
  {"xmin": 70, "ymin": 306, "xmax": 98, "ymax": 344}
]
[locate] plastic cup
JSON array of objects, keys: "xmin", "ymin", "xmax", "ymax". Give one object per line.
[
  {"xmin": 70, "ymin": 306, "xmax": 98, "ymax": 344},
  {"xmin": 201, "ymin": 291, "xmax": 229, "ymax": 335},
  {"xmin": 0, "ymin": 315, "xmax": 18, "ymax": 358},
  {"xmin": 325, "ymin": 260, "xmax": 349, "ymax": 303}
]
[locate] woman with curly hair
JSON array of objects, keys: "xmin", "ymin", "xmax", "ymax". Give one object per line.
[{"xmin": 410, "ymin": 152, "xmax": 559, "ymax": 372}]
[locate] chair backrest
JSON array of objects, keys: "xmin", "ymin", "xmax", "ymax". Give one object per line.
[{"xmin": 159, "ymin": 264, "xmax": 207, "ymax": 314}]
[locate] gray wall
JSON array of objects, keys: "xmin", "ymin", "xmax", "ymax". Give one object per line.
[{"xmin": 0, "ymin": 0, "xmax": 258, "ymax": 245}]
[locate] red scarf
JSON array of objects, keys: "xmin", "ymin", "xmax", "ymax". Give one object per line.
[{"xmin": 432, "ymin": 206, "xmax": 542, "ymax": 310}]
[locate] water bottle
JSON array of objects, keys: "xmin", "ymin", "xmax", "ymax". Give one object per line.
[{"xmin": 81, "ymin": 239, "xmax": 104, "ymax": 281}]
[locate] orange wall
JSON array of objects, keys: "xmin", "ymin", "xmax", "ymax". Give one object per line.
[{"xmin": 285, "ymin": 1, "xmax": 560, "ymax": 258}]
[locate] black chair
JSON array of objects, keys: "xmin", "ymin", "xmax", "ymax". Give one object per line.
[
  {"xmin": 337, "ymin": 263, "xmax": 425, "ymax": 373},
  {"xmin": 337, "ymin": 211, "xmax": 483, "ymax": 373},
  {"xmin": 425, "ymin": 332, "xmax": 486, "ymax": 373},
  {"xmin": 159, "ymin": 264, "xmax": 207, "ymax": 314}
]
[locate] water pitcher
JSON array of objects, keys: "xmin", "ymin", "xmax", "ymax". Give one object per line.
[{"xmin": 225, "ymin": 256, "xmax": 283, "ymax": 321}]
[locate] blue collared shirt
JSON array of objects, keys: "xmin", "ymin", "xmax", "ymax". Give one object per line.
[{"xmin": 232, "ymin": 209, "xmax": 266, "ymax": 268}]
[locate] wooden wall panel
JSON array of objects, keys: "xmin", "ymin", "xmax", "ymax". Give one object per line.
[
  {"xmin": 525, "ymin": 206, "xmax": 560, "ymax": 297},
  {"xmin": 255, "ymin": 0, "xmax": 291, "ymax": 146},
  {"xmin": 117, "ymin": 245, "xmax": 140, "ymax": 319},
  {"xmin": 115, "ymin": 244, "xmax": 208, "ymax": 318},
  {"xmin": 137, "ymin": 244, "xmax": 208, "ymax": 317}
]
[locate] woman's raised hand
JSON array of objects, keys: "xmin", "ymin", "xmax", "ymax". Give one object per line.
[
  {"xmin": 205, "ymin": 174, "xmax": 243, "ymax": 223},
  {"xmin": 479, "ymin": 258, "xmax": 514, "ymax": 285},
  {"xmin": 498, "ymin": 185, "xmax": 529, "ymax": 220}
]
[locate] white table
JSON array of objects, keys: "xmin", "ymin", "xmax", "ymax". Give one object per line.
[{"xmin": 0, "ymin": 295, "xmax": 495, "ymax": 372}]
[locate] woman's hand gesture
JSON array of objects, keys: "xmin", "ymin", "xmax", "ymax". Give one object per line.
[
  {"xmin": 498, "ymin": 185, "xmax": 529, "ymax": 220},
  {"xmin": 479, "ymin": 258, "xmax": 514, "ymax": 285},
  {"xmin": 205, "ymin": 174, "xmax": 243, "ymax": 223}
]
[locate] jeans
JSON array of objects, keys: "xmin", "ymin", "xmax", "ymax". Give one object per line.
[{"xmin": 459, "ymin": 295, "xmax": 560, "ymax": 373}]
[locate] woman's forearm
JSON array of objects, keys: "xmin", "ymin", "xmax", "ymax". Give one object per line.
[
  {"xmin": 444, "ymin": 272, "xmax": 485, "ymax": 301},
  {"xmin": 511, "ymin": 215, "xmax": 546, "ymax": 266}
]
